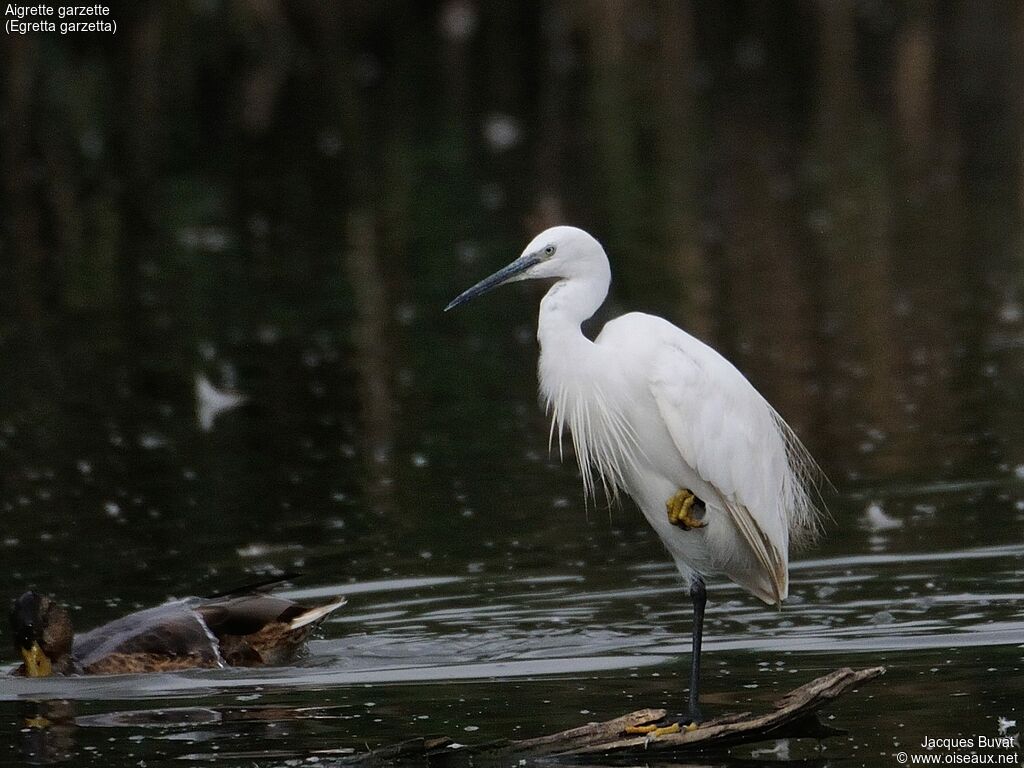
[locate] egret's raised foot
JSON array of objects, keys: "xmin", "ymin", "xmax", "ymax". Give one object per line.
[{"xmin": 666, "ymin": 489, "xmax": 707, "ymax": 530}]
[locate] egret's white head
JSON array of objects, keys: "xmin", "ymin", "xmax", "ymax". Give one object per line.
[{"xmin": 445, "ymin": 226, "xmax": 609, "ymax": 311}]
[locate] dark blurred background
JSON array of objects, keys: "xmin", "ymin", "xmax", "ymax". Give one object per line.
[{"xmin": 2, "ymin": 0, "xmax": 1023, "ymax": 622}]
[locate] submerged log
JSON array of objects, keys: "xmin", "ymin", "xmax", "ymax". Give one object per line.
[{"xmin": 336, "ymin": 666, "xmax": 885, "ymax": 764}]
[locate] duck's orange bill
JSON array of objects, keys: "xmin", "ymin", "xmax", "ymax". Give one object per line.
[{"xmin": 21, "ymin": 643, "xmax": 53, "ymax": 677}]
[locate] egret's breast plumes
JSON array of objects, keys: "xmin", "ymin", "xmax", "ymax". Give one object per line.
[{"xmin": 541, "ymin": 371, "xmax": 644, "ymax": 505}]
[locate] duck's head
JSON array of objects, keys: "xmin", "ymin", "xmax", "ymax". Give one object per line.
[{"xmin": 10, "ymin": 592, "xmax": 73, "ymax": 677}]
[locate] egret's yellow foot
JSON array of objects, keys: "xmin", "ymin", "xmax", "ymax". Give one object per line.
[
  {"xmin": 666, "ymin": 489, "xmax": 707, "ymax": 530},
  {"xmin": 625, "ymin": 720, "xmax": 700, "ymax": 737},
  {"xmin": 625, "ymin": 722, "xmax": 682, "ymax": 737}
]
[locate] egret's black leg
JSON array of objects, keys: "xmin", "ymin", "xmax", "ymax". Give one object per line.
[
  {"xmin": 622, "ymin": 576, "xmax": 708, "ymax": 738},
  {"xmin": 687, "ymin": 576, "xmax": 707, "ymax": 724}
]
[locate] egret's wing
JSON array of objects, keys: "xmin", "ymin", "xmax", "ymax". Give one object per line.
[{"xmin": 648, "ymin": 338, "xmax": 792, "ymax": 603}]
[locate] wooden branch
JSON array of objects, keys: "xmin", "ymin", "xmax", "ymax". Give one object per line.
[
  {"xmin": 512, "ymin": 708, "xmax": 669, "ymax": 753},
  {"xmin": 551, "ymin": 666, "xmax": 885, "ymax": 758},
  {"xmin": 335, "ymin": 666, "xmax": 885, "ymax": 765}
]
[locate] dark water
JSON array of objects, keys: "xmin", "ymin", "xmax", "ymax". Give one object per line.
[{"xmin": 2, "ymin": 3, "xmax": 1023, "ymax": 766}]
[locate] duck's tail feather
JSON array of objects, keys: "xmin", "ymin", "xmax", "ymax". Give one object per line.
[{"xmin": 287, "ymin": 597, "xmax": 348, "ymax": 630}]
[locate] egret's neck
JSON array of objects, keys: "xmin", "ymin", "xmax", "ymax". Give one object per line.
[
  {"xmin": 535, "ymin": 263, "xmax": 632, "ymax": 501},
  {"xmin": 537, "ymin": 270, "xmax": 610, "ymax": 350}
]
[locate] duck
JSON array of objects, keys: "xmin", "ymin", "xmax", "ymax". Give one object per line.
[{"xmin": 9, "ymin": 586, "xmax": 347, "ymax": 677}]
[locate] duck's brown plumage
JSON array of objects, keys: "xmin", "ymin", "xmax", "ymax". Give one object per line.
[
  {"xmin": 195, "ymin": 594, "xmax": 340, "ymax": 667},
  {"xmin": 9, "ymin": 589, "xmax": 347, "ymax": 677}
]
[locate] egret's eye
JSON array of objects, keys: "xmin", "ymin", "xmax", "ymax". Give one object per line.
[{"xmin": 543, "ymin": 245, "xmax": 556, "ymax": 256}]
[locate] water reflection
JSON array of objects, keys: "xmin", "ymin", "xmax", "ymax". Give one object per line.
[{"xmin": 15, "ymin": 701, "xmax": 75, "ymax": 765}]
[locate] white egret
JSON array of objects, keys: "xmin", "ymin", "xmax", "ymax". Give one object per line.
[{"xmin": 445, "ymin": 226, "xmax": 822, "ymax": 729}]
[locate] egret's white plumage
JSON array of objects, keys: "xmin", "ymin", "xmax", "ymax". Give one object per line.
[{"xmin": 446, "ymin": 225, "xmax": 823, "ymax": 719}]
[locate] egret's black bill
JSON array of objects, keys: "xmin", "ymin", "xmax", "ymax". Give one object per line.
[{"xmin": 444, "ymin": 253, "xmax": 540, "ymax": 311}]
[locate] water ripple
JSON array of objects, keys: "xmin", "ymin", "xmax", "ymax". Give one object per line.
[{"xmin": 3, "ymin": 543, "xmax": 1020, "ymax": 701}]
